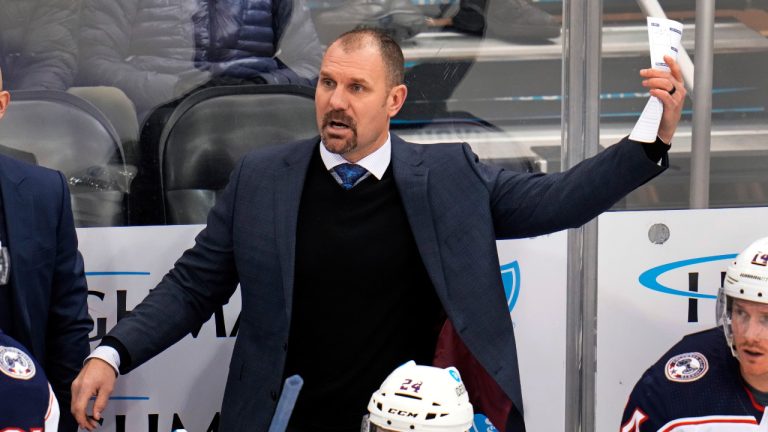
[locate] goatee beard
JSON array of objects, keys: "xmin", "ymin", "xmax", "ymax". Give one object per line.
[
  {"xmin": 322, "ymin": 134, "xmax": 358, "ymax": 155},
  {"xmin": 321, "ymin": 110, "xmax": 358, "ymax": 155}
]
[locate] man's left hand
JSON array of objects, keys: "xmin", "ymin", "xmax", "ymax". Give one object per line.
[{"xmin": 640, "ymin": 55, "xmax": 686, "ymax": 144}]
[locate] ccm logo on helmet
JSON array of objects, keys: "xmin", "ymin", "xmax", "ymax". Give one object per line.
[{"xmin": 387, "ymin": 408, "xmax": 418, "ymax": 418}]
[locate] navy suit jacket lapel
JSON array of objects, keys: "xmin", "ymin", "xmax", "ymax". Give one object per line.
[
  {"xmin": 391, "ymin": 134, "xmax": 450, "ymax": 304},
  {"xmin": 0, "ymin": 157, "xmax": 33, "ymax": 338},
  {"xmin": 274, "ymin": 138, "xmax": 316, "ymax": 319}
]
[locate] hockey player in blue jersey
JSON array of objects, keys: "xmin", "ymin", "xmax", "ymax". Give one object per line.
[
  {"xmin": 0, "ymin": 329, "xmax": 59, "ymax": 431},
  {"xmin": 621, "ymin": 236, "xmax": 768, "ymax": 431}
]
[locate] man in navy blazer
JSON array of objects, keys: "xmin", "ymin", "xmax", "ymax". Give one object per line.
[
  {"xmin": 72, "ymin": 29, "xmax": 686, "ymax": 431},
  {"xmin": 0, "ymin": 69, "xmax": 92, "ymax": 432}
]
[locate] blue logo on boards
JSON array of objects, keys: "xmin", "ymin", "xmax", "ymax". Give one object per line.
[
  {"xmin": 500, "ymin": 261, "xmax": 521, "ymax": 312},
  {"xmin": 86, "ymin": 271, "xmax": 151, "ymax": 277},
  {"xmin": 638, "ymin": 254, "xmax": 737, "ymax": 300}
]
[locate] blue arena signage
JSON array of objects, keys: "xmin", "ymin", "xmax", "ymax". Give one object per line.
[
  {"xmin": 500, "ymin": 260, "xmax": 521, "ymax": 313},
  {"xmin": 638, "ymin": 253, "xmax": 737, "ymax": 323},
  {"xmin": 638, "ymin": 254, "xmax": 737, "ymax": 300}
]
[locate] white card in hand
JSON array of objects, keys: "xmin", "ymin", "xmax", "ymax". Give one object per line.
[{"xmin": 629, "ymin": 17, "xmax": 683, "ymax": 143}]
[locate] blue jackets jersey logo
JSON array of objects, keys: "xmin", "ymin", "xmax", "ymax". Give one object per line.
[
  {"xmin": 0, "ymin": 331, "xmax": 58, "ymax": 431},
  {"xmin": 664, "ymin": 352, "xmax": 709, "ymax": 383},
  {"xmin": 0, "ymin": 346, "xmax": 36, "ymax": 380}
]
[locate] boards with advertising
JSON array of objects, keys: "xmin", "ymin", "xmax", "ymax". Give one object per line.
[{"xmin": 78, "ymin": 226, "xmax": 568, "ymax": 432}]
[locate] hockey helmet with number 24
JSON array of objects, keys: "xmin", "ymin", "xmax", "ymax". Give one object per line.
[{"xmin": 366, "ymin": 361, "xmax": 473, "ymax": 432}]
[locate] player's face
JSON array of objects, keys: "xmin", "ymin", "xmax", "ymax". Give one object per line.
[
  {"xmin": 315, "ymin": 41, "xmax": 406, "ymax": 163},
  {"xmin": 731, "ymin": 298, "xmax": 768, "ymax": 390}
]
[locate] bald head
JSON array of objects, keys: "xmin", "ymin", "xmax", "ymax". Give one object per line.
[{"xmin": 331, "ymin": 29, "xmax": 404, "ymax": 88}]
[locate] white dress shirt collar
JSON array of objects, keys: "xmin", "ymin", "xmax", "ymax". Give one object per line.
[{"xmin": 319, "ymin": 134, "xmax": 391, "ymax": 180}]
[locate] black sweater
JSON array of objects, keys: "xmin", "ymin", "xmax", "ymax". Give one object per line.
[{"xmin": 285, "ymin": 150, "xmax": 444, "ymax": 431}]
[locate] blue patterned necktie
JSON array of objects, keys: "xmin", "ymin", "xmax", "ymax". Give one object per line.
[{"xmin": 333, "ymin": 163, "xmax": 368, "ymax": 190}]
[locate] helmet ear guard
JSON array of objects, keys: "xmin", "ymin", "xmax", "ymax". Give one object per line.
[
  {"xmin": 720, "ymin": 237, "xmax": 768, "ymax": 357},
  {"xmin": 365, "ymin": 361, "xmax": 474, "ymax": 432},
  {"xmin": 716, "ymin": 287, "xmax": 736, "ymax": 356}
]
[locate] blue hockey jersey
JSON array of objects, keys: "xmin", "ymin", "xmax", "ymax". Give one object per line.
[
  {"xmin": 621, "ymin": 327, "xmax": 767, "ymax": 431},
  {"xmin": 0, "ymin": 330, "xmax": 59, "ymax": 431}
]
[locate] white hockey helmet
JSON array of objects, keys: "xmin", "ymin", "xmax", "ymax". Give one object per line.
[
  {"xmin": 717, "ymin": 237, "xmax": 768, "ymax": 356},
  {"xmin": 365, "ymin": 361, "xmax": 474, "ymax": 432}
]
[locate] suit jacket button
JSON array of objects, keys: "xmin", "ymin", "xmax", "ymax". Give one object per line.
[
  {"xmin": 282, "ymin": 342, "xmax": 288, "ymax": 352},
  {"xmin": 271, "ymin": 390, "xmax": 278, "ymax": 401}
]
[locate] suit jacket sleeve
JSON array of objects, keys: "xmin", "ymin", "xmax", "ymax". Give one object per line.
[
  {"xmin": 476, "ymin": 136, "xmax": 667, "ymax": 238},
  {"xmin": 46, "ymin": 172, "xmax": 92, "ymax": 432},
  {"xmin": 107, "ymin": 158, "xmax": 246, "ymax": 372}
]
